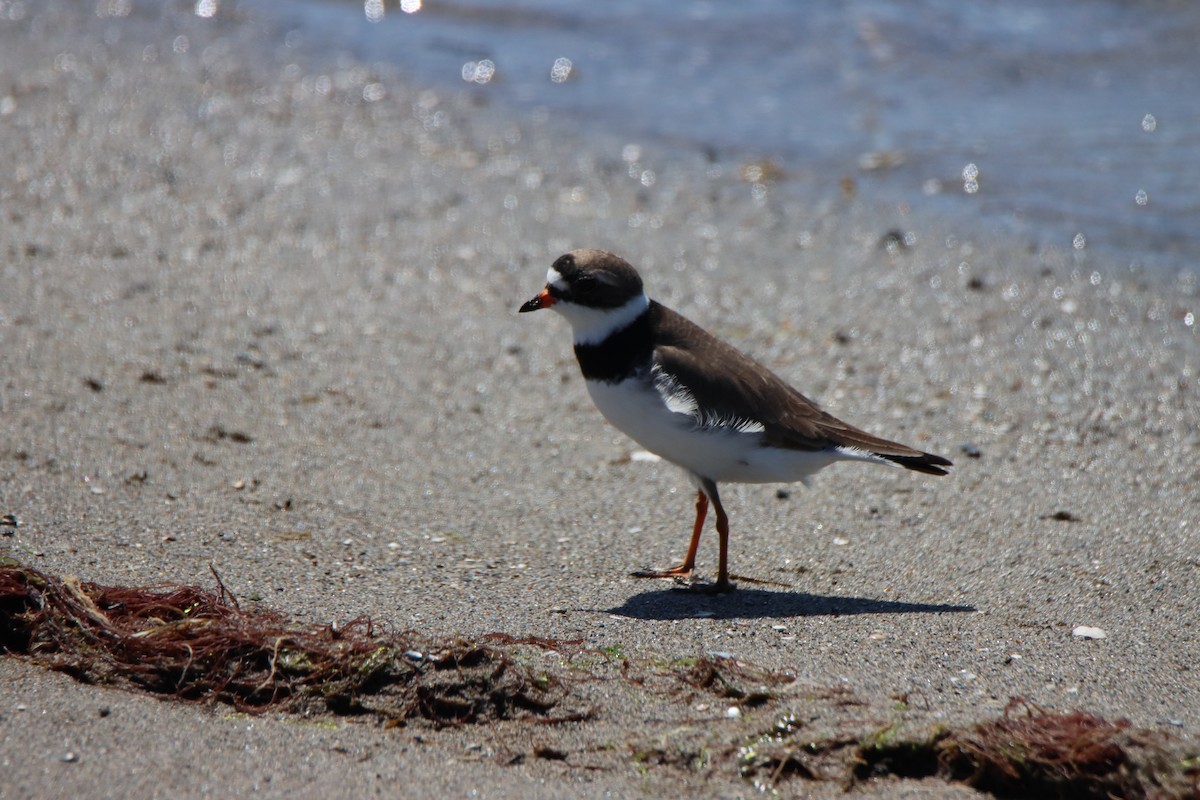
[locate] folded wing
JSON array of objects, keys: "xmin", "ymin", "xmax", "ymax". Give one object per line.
[{"xmin": 650, "ymin": 303, "xmax": 951, "ymax": 475}]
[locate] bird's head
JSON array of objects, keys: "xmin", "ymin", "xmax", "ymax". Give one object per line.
[{"xmin": 518, "ymin": 250, "xmax": 649, "ymax": 345}]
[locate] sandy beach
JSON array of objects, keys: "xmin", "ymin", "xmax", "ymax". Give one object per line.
[{"xmin": 2, "ymin": 3, "xmax": 1197, "ymax": 798}]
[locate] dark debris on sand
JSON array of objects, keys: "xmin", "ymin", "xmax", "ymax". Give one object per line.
[
  {"xmin": 2, "ymin": 560, "xmax": 1197, "ymax": 796},
  {"xmin": 0, "ymin": 561, "xmax": 590, "ymax": 726}
]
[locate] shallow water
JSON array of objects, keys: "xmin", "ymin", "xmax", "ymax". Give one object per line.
[{"xmin": 245, "ymin": 0, "xmax": 1199, "ymax": 272}]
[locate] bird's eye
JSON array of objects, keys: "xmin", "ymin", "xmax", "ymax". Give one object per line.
[{"xmin": 575, "ymin": 275, "xmax": 598, "ymax": 292}]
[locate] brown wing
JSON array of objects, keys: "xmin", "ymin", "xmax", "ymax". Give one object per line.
[{"xmin": 651, "ymin": 303, "xmax": 951, "ymax": 475}]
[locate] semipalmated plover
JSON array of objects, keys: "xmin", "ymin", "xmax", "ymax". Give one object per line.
[{"xmin": 519, "ymin": 249, "xmax": 950, "ymax": 591}]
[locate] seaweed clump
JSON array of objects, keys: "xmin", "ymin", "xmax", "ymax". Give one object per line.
[
  {"xmin": 0, "ymin": 561, "xmax": 588, "ymax": 726},
  {"xmin": 857, "ymin": 699, "xmax": 1199, "ymax": 799}
]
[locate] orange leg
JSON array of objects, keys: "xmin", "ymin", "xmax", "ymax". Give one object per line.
[
  {"xmin": 632, "ymin": 483, "xmax": 735, "ymax": 592},
  {"xmin": 631, "ymin": 490, "xmax": 707, "ymax": 580},
  {"xmin": 680, "ymin": 489, "xmax": 708, "ymax": 573},
  {"xmin": 711, "ymin": 493, "xmax": 733, "ymax": 592},
  {"xmin": 697, "ymin": 479, "xmax": 735, "ymax": 592}
]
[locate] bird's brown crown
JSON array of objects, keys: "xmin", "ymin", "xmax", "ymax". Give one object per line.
[{"xmin": 548, "ymin": 249, "xmax": 644, "ymax": 309}]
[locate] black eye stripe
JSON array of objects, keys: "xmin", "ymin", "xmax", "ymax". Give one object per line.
[{"xmin": 545, "ymin": 251, "xmax": 644, "ymax": 309}]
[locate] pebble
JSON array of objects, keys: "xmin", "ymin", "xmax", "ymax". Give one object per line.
[{"xmin": 1072, "ymin": 625, "xmax": 1107, "ymax": 640}]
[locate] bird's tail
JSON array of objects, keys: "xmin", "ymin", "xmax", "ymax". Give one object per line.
[{"xmin": 878, "ymin": 451, "xmax": 953, "ymax": 476}]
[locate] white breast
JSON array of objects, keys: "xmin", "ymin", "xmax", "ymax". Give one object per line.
[{"xmin": 584, "ymin": 377, "xmax": 847, "ymax": 485}]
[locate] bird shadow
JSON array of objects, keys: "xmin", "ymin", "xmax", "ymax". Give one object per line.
[{"xmin": 607, "ymin": 587, "xmax": 975, "ymax": 621}]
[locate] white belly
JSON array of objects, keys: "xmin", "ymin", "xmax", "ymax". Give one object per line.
[{"xmin": 585, "ymin": 378, "xmax": 845, "ymax": 485}]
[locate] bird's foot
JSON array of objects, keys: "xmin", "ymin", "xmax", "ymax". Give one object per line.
[
  {"xmin": 631, "ymin": 564, "xmax": 694, "ymax": 580},
  {"xmin": 632, "ymin": 566, "xmax": 735, "ymax": 593},
  {"xmin": 673, "ymin": 576, "xmax": 736, "ymax": 594}
]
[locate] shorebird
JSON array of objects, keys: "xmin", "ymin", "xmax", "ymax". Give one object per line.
[{"xmin": 519, "ymin": 249, "xmax": 951, "ymax": 591}]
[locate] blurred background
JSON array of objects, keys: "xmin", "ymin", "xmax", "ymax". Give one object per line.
[{"xmin": 231, "ymin": 0, "xmax": 1200, "ymax": 274}]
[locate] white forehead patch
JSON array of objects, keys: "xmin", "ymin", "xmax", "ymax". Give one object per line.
[{"xmin": 546, "ymin": 267, "xmax": 568, "ymax": 292}]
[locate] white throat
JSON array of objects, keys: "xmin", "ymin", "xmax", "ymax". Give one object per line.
[{"xmin": 554, "ymin": 292, "xmax": 650, "ymax": 346}]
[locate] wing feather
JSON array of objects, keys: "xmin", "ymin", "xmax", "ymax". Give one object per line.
[{"xmin": 650, "ymin": 303, "xmax": 950, "ymax": 473}]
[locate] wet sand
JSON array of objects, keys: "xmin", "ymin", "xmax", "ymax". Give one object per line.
[{"xmin": 1, "ymin": 4, "xmax": 1197, "ymax": 798}]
